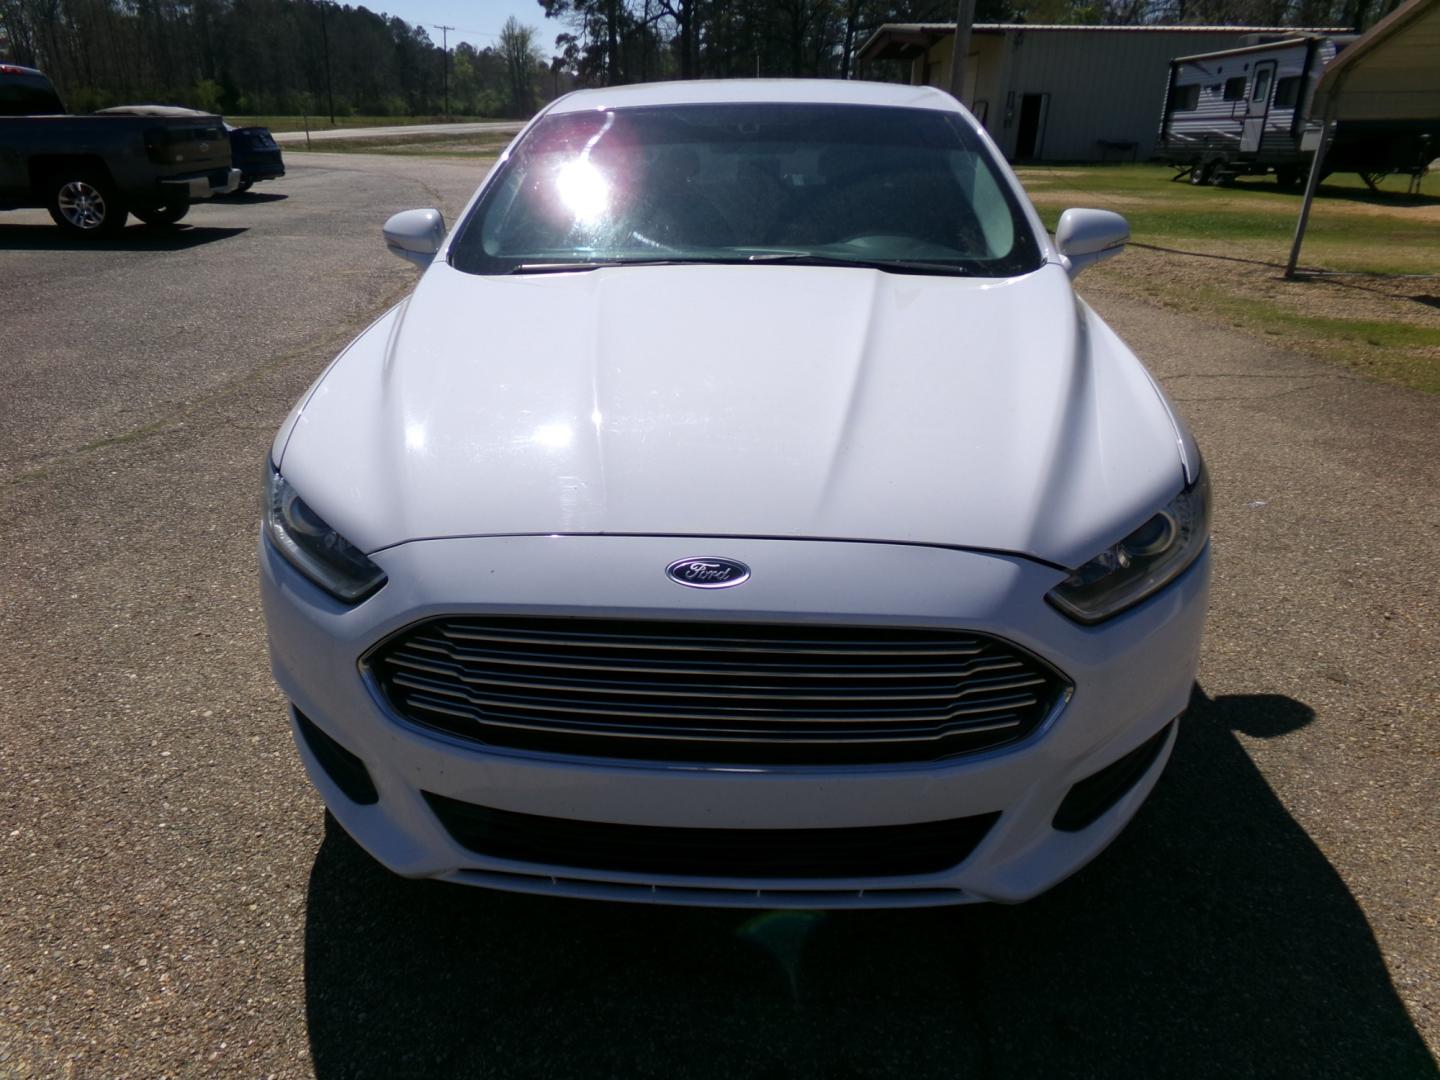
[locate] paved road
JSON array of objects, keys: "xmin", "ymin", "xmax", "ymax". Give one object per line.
[
  {"xmin": 1, "ymin": 153, "xmax": 1436, "ymax": 1079},
  {"xmin": 270, "ymin": 120, "xmax": 523, "ymax": 144}
]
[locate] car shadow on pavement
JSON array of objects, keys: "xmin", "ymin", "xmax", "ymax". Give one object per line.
[
  {"xmin": 0, "ymin": 224, "xmax": 247, "ymax": 251},
  {"xmin": 302, "ymin": 686, "xmax": 1436, "ymax": 1079},
  {"xmin": 220, "ymin": 191, "xmax": 288, "ymax": 204}
]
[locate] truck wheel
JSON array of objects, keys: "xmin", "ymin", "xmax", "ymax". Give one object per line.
[
  {"xmin": 235, "ymin": 178, "xmax": 254, "ymax": 194},
  {"xmin": 132, "ymin": 200, "xmax": 191, "ymax": 227},
  {"xmin": 46, "ymin": 172, "xmax": 128, "ymax": 237}
]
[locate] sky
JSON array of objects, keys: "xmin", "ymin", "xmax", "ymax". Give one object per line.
[{"xmin": 361, "ymin": 0, "xmax": 570, "ymax": 55}]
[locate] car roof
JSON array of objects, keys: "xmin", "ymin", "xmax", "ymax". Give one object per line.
[
  {"xmin": 545, "ymin": 78, "xmax": 963, "ymax": 116},
  {"xmin": 0, "ymin": 62, "xmax": 50, "ymax": 79}
]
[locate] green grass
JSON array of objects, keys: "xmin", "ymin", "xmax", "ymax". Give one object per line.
[
  {"xmin": 226, "ymin": 114, "xmax": 509, "ymax": 133},
  {"xmin": 1019, "ymin": 164, "xmax": 1440, "ymax": 275},
  {"xmin": 288, "ymin": 131, "xmax": 513, "ymax": 157},
  {"xmin": 1198, "ymin": 291, "xmax": 1440, "ymax": 393},
  {"xmin": 1015, "ymin": 163, "xmax": 1440, "ymax": 391}
]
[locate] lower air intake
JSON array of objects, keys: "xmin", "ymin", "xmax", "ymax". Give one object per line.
[{"xmin": 425, "ymin": 792, "xmax": 1000, "ymax": 879}]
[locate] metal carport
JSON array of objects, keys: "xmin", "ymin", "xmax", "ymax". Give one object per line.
[{"xmin": 1285, "ymin": 0, "xmax": 1440, "ymax": 276}]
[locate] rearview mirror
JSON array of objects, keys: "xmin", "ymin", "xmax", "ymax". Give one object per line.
[
  {"xmin": 1055, "ymin": 208, "xmax": 1129, "ymax": 279},
  {"xmin": 383, "ymin": 208, "xmax": 446, "ymax": 269}
]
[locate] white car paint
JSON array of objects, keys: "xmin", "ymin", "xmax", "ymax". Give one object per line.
[
  {"xmin": 260, "ymin": 79, "xmax": 1210, "ymax": 908},
  {"xmin": 278, "ymin": 261, "xmax": 1185, "ymax": 571}
]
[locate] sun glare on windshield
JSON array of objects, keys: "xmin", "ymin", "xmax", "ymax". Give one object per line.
[
  {"xmin": 453, "ymin": 103, "xmax": 1043, "ymax": 278},
  {"xmin": 555, "ymin": 158, "xmax": 611, "ymax": 227}
]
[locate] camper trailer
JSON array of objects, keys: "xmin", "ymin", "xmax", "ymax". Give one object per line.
[
  {"xmin": 1159, "ymin": 36, "xmax": 1338, "ymax": 186},
  {"xmin": 1158, "ymin": 34, "xmax": 1438, "ymax": 187}
]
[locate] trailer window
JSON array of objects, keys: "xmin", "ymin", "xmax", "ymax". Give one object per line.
[
  {"xmin": 1171, "ymin": 85, "xmax": 1200, "ymax": 112},
  {"xmin": 1223, "ymin": 77, "xmax": 1247, "ymax": 101},
  {"xmin": 1273, "ymin": 77, "xmax": 1301, "ymax": 109},
  {"xmin": 1251, "ymin": 68, "xmax": 1273, "ymax": 103}
]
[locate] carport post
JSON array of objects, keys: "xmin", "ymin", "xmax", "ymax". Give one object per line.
[
  {"xmin": 948, "ymin": 0, "xmax": 976, "ymax": 102},
  {"xmin": 1285, "ymin": 100, "xmax": 1338, "ymax": 279}
]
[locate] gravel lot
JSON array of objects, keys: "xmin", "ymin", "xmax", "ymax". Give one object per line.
[{"xmin": 1, "ymin": 153, "xmax": 1436, "ymax": 1079}]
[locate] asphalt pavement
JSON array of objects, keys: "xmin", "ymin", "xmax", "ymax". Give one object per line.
[{"xmin": 1, "ymin": 153, "xmax": 1436, "ymax": 1078}]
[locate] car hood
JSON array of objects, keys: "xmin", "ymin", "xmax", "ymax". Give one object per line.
[{"xmin": 278, "ymin": 260, "xmax": 1189, "ymax": 569}]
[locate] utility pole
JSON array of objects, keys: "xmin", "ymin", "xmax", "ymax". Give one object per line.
[
  {"xmin": 317, "ymin": 0, "xmax": 335, "ymax": 125},
  {"xmin": 433, "ymin": 23, "xmax": 454, "ymax": 118},
  {"xmin": 948, "ymin": 0, "xmax": 975, "ymax": 105}
]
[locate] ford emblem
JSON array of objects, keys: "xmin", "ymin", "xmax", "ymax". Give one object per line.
[{"xmin": 665, "ymin": 557, "xmax": 751, "ymax": 589}]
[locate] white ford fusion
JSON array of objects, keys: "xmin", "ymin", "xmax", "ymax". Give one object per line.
[{"xmin": 260, "ymin": 80, "xmax": 1210, "ymax": 908}]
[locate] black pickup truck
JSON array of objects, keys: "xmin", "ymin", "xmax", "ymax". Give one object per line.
[{"xmin": 0, "ymin": 63, "xmax": 240, "ymax": 236}]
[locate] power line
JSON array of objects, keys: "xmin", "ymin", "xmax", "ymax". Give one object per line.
[
  {"xmin": 441, "ymin": 25, "xmax": 503, "ymax": 38},
  {"xmin": 316, "ymin": 0, "xmax": 335, "ymax": 124},
  {"xmin": 433, "ymin": 23, "xmax": 454, "ymax": 117}
]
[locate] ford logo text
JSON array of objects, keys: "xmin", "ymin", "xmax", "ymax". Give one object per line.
[{"xmin": 665, "ymin": 557, "xmax": 751, "ymax": 589}]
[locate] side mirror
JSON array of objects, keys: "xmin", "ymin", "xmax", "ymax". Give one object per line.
[
  {"xmin": 383, "ymin": 208, "xmax": 446, "ymax": 269},
  {"xmin": 1055, "ymin": 208, "xmax": 1129, "ymax": 279}
]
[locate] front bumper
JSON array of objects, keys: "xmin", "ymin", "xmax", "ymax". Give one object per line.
[
  {"xmin": 260, "ymin": 534, "xmax": 1209, "ymax": 908},
  {"xmin": 160, "ymin": 167, "xmax": 241, "ymax": 201}
]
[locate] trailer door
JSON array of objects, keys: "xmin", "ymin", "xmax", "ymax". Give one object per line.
[{"xmin": 1241, "ymin": 61, "xmax": 1276, "ymax": 154}]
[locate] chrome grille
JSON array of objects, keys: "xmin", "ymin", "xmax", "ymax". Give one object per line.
[{"xmin": 366, "ymin": 617, "xmax": 1068, "ymax": 765}]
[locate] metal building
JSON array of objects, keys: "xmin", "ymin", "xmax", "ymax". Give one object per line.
[{"xmin": 855, "ymin": 23, "xmax": 1347, "ymax": 162}]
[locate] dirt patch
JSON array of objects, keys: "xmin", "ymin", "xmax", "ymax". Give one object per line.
[
  {"xmin": 1099, "ymin": 246, "xmax": 1439, "ymax": 326},
  {"xmin": 1027, "ymin": 188, "xmax": 1177, "ymax": 210},
  {"xmin": 1296, "ymin": 195, "xmax": 1440, "ymax": 223},
  {"xmin": 1028, "ymin": 186, "xmax": 1440, "ymax": 224},
  {"xmin": 1014, "ymin": 168, "xmax": 1089, "ymax": 180},
  {"xmin": 1083, "ymin": 245, "xmax": 1440, "ymax": 389}
]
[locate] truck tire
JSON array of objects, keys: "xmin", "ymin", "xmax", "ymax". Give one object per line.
[
  {"xmin": 132, "ymin": 199, "xmax": 191, "ymax": 227},
  {"xmin": 46, "ymin": 171, "xmax": 128, "ymax": 237}
]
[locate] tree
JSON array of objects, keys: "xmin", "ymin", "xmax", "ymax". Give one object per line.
[
  {"xmin": 499, "ymin": 15, "xmax": 541, "ymax": 116},
  {"xmin": 0, "ymin": 0, "xmax": 1407, "ymax": 120}
]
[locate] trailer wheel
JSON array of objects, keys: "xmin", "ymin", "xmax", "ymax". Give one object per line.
[
  {"xmin": 45, "ymin": 171, "xmax": 128, "ymax": 237},
  {"xmin": 1274, "ymin": 166, "xmax": 1302, "ymax": 190},
  {"xmin": 1190, "ymin": 161, "xmax": 1212, "ymax": 186}
]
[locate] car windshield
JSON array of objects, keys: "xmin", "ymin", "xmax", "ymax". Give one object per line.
[{"xmin": 448, "ymin": 103, "xmax": 1044, "ymax": 278}]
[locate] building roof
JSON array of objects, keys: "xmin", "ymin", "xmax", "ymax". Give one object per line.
[
  {"xmin": 1172, "ymin": 35, "xmax": 1337, "ymax": 62},
  {"xmin": 546, "ymin": 78, "xmax": 963, "ymax": 116},
  {"xmin": 1311, "ymin": 0, "xmax": 1439, "ymax": 121},
  {"xmin": 872, "ymin": 21, "xmax": 1347, "ymax": 33},
  {"xmin": 857, "ymin": 22, "xmax": 1352, "ymax": 63}
]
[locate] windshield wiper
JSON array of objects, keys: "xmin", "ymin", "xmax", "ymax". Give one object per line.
[
  {"xmin": 511, "ymin": 255, "xmax": 975, "ymax": 276},
  {"xmin": 512, "ymin": 259, "xmax": 707, "ymax": 274},
  {"xmin": 745, "ymin": 252, "xmax": 973, "ymax": 276}
]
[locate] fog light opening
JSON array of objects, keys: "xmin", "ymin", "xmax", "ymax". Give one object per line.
[
  {"xmin": 1052, "ymin": 720, "xmax": 1175, "ymax": 833},
  {"xmin": 293, "ymin": 707, "xmax": 379, "ymax": 806}
]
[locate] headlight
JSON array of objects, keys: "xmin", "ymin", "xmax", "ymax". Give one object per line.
[
  {"xmin": 1047, "ymin": 461, "xmax": 1211, "ymax": 624},
  {"xmin": 263, "ymin": 463, "xmax": 386, "ymax": 602}
]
